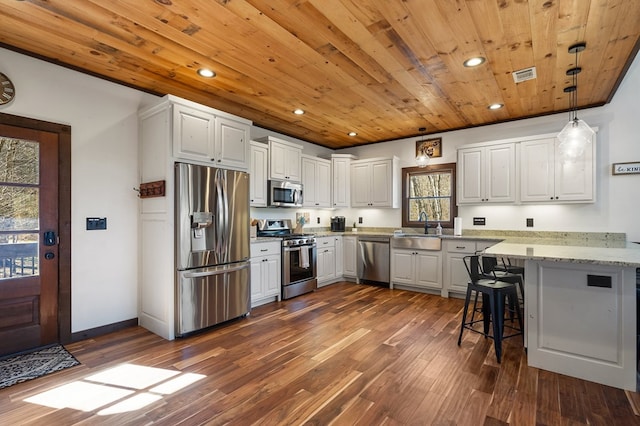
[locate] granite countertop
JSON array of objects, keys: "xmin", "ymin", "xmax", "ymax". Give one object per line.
[{"xmin": 484, "ymin": 241, "xmax": 640, "ymax": 267}]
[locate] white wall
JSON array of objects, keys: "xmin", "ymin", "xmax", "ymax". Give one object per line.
[{"xmin": 0, "ymin": 47, "xmax": 154, "ymax": 332}]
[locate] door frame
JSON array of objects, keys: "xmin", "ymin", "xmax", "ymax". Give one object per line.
[{"xmin": 0, "ymin": 112, "xmax": 71, "ymax": 344}]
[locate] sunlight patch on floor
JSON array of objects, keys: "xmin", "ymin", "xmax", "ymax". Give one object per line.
[{"xmin": 23, "ymin": 363, "xmax": 206, "ymax": 415}]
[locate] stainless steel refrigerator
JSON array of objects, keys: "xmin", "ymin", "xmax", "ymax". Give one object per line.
[{"xmin": 175, "ymin": 162, "xmax": 251, "ymax": 336}]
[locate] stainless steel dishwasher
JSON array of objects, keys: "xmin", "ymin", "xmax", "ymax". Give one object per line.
[{"xmin": 357, "ymin": 236, "xmax": 390, "ymax": 284}]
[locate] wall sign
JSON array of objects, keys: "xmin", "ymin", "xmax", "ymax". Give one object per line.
[{"xmin": 612, "ymin": 162, "xmax": 640, "ymax": 175}]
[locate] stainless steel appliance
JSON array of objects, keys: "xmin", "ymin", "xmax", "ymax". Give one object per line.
[
  {"xmin": 175, "ymin": 162, "xmax": 251, "ymax": 336},
  {"xmin": 257, "ymin": 219, "xmax": 317, "ymax": 299},
  {"xmin": 358, "ymin": 236, "xmax": 390, "ymax": 284},
  {"xmin": 268, "ymin": 180, "xmax": 303, "ymax": 207},
  {"xmin": 330, "ymin": 216, "xmax": 345, "ymax": 232}
]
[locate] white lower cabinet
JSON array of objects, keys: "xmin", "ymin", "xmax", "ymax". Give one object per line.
[
  {"xmin": 442, "ymin": 239, "xmax": 497, "ymax": 296},
  {"xmin": 317, "ymin": 236, "xmax": 343, "ymax": 286},
  {"xmin": 390, "ymin": 248, "xmax": 442, "ymax": 292},
  {"xmin": 250, "ymin": 241, "xmax": 281, "ymax": 307},
  {"xmin": 342, "ymin": 236, "xmax": 358, "ymax": 279}
]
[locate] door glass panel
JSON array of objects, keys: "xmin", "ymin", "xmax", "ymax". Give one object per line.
[{"xmin": 0, "ymin": 137, "xmax": 40, "ymax": 279}]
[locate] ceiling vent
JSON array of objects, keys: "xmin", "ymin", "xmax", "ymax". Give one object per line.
[{"xmin": 512, "ymin": 67, "xmax": 537, "ymax": 83}]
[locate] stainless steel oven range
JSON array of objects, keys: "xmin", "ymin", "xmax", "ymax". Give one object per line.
[{"xmin": 256, "ymin": 219, "xmax": 317, "ymax": 300}]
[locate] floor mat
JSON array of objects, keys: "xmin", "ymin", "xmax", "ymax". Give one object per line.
[{"xmin": 0, "ymin": 344, "xmax": 80, "ymax": 389}]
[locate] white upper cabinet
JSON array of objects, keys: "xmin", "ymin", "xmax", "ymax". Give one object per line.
[
  {"xmin": 250, "ymin": 141, "xmax": 268, "ymax": 207},
  {"xmin": 171, "ymin": 97, "xmax": 251, "ymax": 170},
  {"xmin": 520, "ymin": 137, "xmax": 595, "ymax": 203},
  {"xmin": 301, "ymin": 155, "xmax": 332, "ymax": 208},
  {"xmin": 458, "ymin": 143, "xmax": 515, "ymax": 204},
  {"xmin": 351, "ymin": 157, "xmax": 400, "ymax": 208},
  {"xmin": 331, "ymin": 154, "xmax": 356, "ymax": 207},
  {"xmin": 255, "ymin": 136, "xmax": 302, "ymax": 181}
]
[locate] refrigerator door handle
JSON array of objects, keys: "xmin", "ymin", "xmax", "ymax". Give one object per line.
[
  {"xmin": 182, "ymin": 262, "xmax": 250, "ymax": 279},
  {"xmin": 221, "ymin": 171, "xmax": 230, "ymax": 258},
  {"xmin": 215, "ymin": 169, "xmax": 226, "ymax": 258}
]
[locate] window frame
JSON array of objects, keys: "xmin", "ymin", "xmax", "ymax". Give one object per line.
[{"xmin": 401, "ymin": 162, "xmax": 457, "ymax": 229}]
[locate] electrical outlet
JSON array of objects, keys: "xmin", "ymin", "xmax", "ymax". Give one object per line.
[
  {"xmin": 526, "ymin": 218, "xmax": 534, "ymax": 227},
  {"xmin": 472, "ymin": 217, "xmax": 485, "ymax": 226},
  {"xmin": 86, "ymin": 217, "xmax": 107, "ymax": 230},
  {"xmin": 358, "ymin": 217, "xmax": 363, "ymax": 224},
  {"xmin": 317, "ymin": 217, "xmax": 320, "ymax": 224}
]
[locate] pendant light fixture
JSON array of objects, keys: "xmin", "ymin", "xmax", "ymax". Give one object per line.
[
  {"xmin": 415, "ymin": 127, "xmax": 430, "ymax": 168},
  {"xmin": 557, "ymin": 42, "xmax": 595, "ymax": 161}
]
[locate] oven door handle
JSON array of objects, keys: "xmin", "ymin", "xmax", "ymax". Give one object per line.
[{"xmin": 283, "ymin": 244, "xmax": 316, "ymax": 252}]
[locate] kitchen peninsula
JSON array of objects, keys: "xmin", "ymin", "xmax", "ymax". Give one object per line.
[{"xmin": 484, "ymin": 238, "xmax": 640, "ymax": 391}]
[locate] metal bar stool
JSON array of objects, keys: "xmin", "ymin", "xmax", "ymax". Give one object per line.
[{"xmin": 457, "ymin": 255, "xmax": 523, "ymax": 363}]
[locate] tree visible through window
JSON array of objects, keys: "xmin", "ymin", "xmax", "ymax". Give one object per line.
[{"xmin": 402, "ymin": 163, "xmax": 457, "ymax": 229}]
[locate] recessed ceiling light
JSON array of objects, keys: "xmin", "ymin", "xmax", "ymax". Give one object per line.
[
  {"xmin": 348, "ymin": 132, "xmax": 357, "ymax": 137},
  {"xmin": 197, "ymin": 68, "xmax": 216, "ymax": 78},
  {"xmin": 488, "ymin": 103, "xmax": 504, "ymax": 110},
  {"xmin": 463, "ymin": 57, "xmax": 486, "ymax": 67},
  {"xmin": 293, "ymin": 109, "xmax": 305, "ymax": 115}
]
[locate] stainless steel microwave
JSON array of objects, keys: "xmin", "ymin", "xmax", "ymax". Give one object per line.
[{"xmin": 268, "ymin": 180, "xmax": 303, "ymax": 207}]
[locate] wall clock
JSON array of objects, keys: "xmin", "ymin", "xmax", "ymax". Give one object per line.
[{"xmin": 0, "ymin": 72, "xmax": 16, "ymax": 105}]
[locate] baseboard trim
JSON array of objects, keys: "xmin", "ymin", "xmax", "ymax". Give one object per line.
[{"xmin": 70, "ymin": 318, "xmax": 138, "ymax": 342}]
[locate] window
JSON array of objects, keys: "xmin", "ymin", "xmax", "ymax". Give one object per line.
[{"xmin": 402, "ymin": 163, "xmax": 457, "ymax": 229}]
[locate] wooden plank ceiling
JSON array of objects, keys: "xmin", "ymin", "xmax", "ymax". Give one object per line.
[{"xmin": 1, "ymin": 0, "xmax": 639, "ymax": 149}]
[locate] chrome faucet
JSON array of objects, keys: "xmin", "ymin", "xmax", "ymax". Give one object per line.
[{"xmin": 418, "ymin": 211, "xmax": 429, "ymax": 234}]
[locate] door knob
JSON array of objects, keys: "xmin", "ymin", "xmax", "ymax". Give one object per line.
[{"xmin": 44, "ymin": 252, "xmax": 55, "ymax": 260}]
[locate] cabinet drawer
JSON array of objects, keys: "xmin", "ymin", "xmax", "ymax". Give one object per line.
[
  {"xmin": 316, "ymin": 236, "xmax": 335, "ymax": 248},
  {"xmin": 443, "ymin": 240, "xmax": 476, "ymax": 254},
  {"xmin": 475, "ymin": 241, "xmax": 498, "ymax": 252},
  {"xmin": 251, "ymin": 241, "xmax": 281, "ymax": 257}
]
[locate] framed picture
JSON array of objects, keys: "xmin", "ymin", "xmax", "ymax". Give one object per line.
[{"xmin": 416, "ymin": 137, "xmax": 442, "ymax": 158}]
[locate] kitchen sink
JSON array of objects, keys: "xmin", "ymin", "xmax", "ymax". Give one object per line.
[{"xmin": 391, "ymin": 235, "xmax": 441, "ymax": 250}]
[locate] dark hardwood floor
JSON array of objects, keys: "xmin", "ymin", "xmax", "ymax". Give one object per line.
[{"xmin": 1, "ymin": 282, "xmax": 639, "ymax": 425}]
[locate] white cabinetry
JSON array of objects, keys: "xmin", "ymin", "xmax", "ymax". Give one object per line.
[
  {"xmin": 442, "ymin": 239, "xmax": 496, "ymax": 296},
  {"xmin": 250, "ymin": 241, "xmax": 281, "ymax": 307},
  {"xmin": 255, "ymin": 136, "xmax": 302, "ymax": 181},
  {"xmin": 351, "ymin": 157, "xmax": 400, "ymax": 208},
  {"xmin": 526, "ymin": 260, "xmax": 636, "ymax": 390},
  {"xmin": 138, "ymin": 95, "xmax": 253, "ymax": 340},
  {"xmin": 302, "ymin": 155, "xmax": 332, "ymax": 207},
  {"xmin": 458, "ymin": 143, "xmax": 515, "ymax": 204},
  {"xmin": 342, "ymin": 236, "xmax": 358, "ymax": 279},
  {"xmin": 250, "ymin": 141, "xmax": 268, "ymax": 207},
  {"xmin": 520, "ymin": 137, "xmax": 594, "ymax": 203},
  {"xmin": 331, "ymin": 154, "xmax": 357, "ymax": 207},
  {"xmin": 172, "ymin": 97, "xmax": 250, "ymax": 170},
  {"xmin": 390, "ymin": 248, "xmax": 442, "ymax": 292}
]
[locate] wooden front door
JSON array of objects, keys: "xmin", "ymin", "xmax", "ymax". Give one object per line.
[{"xmin": 0, "ymin": 123, "xmax": 60, "ymax": 356}]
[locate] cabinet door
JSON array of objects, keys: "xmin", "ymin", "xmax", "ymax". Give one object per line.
[
  {"xmin": 215, "ymin": 116, "xmax": 249, "ymax": 170},
  {"xmin": 332, "ymin": 157, "xmax": 351, "ymax": 207},
  {"xmin": 554, "ymin": 137, "xmax": 594, "ymax": 201},
  {"xmin": 284, "ymin": 145, "xmax": 302, "ymax": 182},
  {"xmin": 250, "ymin": 143, "xmax": 268, "ymax": 207},
  {"xmin": 520, "ymin": 138, "xmax": 555, "ymax": 202},
  {"xmin": 390, "ymin": 249, "xmax": 415, "ymax": 284},
  {"xmin": 317, "ymin": 249, "xmax": 329, "ymax": 282},
  {"xmin": 444, "ymin": 254, "xmax": 470, "ymax": 294},
  {"xmin": 269, "ymin": 142, "xmax": 287, "ymax": 180},
  {"xmin": 415, "ymin": 251, "xmax": 442, "ymax": 289},
  {"xmin": 343, "ymin": 237, "xmax": 358, "ymax": 277},
  {"xmin": 263, "ymin": 256, "xmax": 281, "ymax": 297},
  {"xmin": 485, "ymin": 144, "xmax": 515, "ymax": 202},
  {"xmin": 457, "ymin": 148, "xmax": 484, "ymax": 203},
  {"xmin": 351, "ymin": 163, "xmax": 371, "ymax": 207},
  {"xmin": 316, "ymin": 159, "xmax": 332, "ymax": 207},
  {"xmin": 334, "ymin": 237, "xmax": 344, "ymax": 277},
  {"xmin": 325, "ymin": 247, "xmax": 336, "ymax": 281},
  {"xmin": 370, "ymin": 160, "xmax": 392, "ymax": 206},
  {"xmin": 172, "ymin": 103, "xmax": 215, "ymax": 162},
  {"xmin": 250, "ymin": 257, "xmax": 265, "ymax": 302},
  {"xmin": 301, "ymin": 157, "xmax": 318, "ymax": 206}
]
